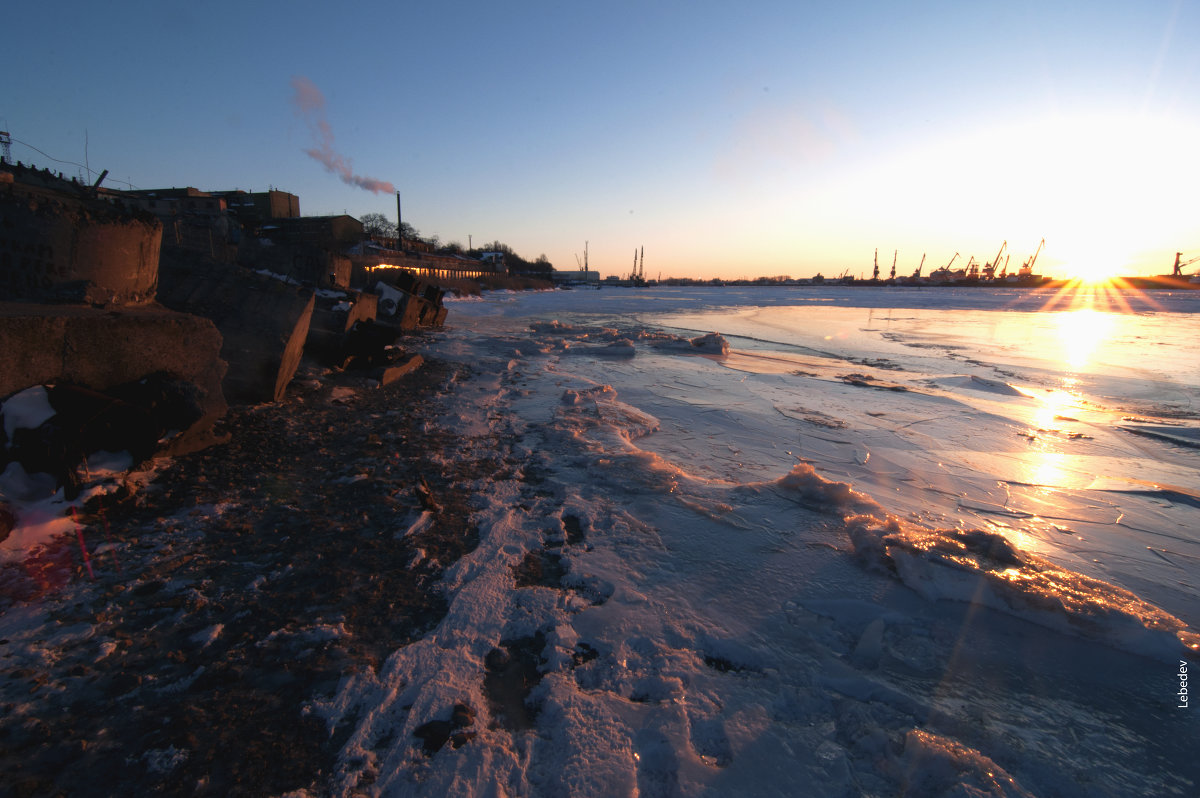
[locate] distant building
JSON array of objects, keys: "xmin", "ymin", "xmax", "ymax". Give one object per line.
[
  {"xmin": 552, "ymin": 269, "xmax": 600, "ymax": 286},
  {"xmin": 260, "ymin": 215, "xmax": 364, "ymax": 250},
  {"xmin": 124, "ymin": 186, "xmax": 310, "ymax": 231},
  {"xmin": 125, "ymin": 187, "xmax": 235, "ymax": 256},
  {"xmin": 478, "ymin": 251, "xmax": 507, "ymax": 271},
  {"xmin": 126, "ymin": 187, "xmax": 227, "ymax": 218},
  {"xmin": 210, "ymin": 189, "xmax": 300, "ymax": 223}
]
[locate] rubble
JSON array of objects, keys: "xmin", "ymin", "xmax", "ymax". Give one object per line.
[
  {"xmin": 3, "ymin": 376, "xmax": 210, "ymax": 498},
  {"xmin": 0, "ymin": 158, "xmax": 451, "ymax": 520},
  {"xmin": 304, "ymin": 291, "xmax": 379, "ymax": 366},
  {"xmin": 373, "ymin": 270, "xmax": 448, "ymax": 330}
]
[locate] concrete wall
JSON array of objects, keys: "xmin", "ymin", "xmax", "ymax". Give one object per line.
[{"xmin": 1, "ymin": 169, "xmax": 162, "ymax": 306}]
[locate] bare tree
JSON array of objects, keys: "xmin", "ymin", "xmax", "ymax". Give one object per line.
[{"xmin": 360, "ymin": 212, "xmax": 396, "ymax": 238}]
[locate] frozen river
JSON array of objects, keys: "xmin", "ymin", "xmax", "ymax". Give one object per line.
[{"xmin": 311, "ymin": 284, "xmax": 1200, "ymax": 796}]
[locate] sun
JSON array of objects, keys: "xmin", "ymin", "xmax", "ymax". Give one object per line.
[
  {"xmin": 1048, "ymin": 235, "xmax": 1139, "ymax": 285},
  {"xmin": 1057, "ymin": 258, "xmax": 1121, "ymax": 284}
]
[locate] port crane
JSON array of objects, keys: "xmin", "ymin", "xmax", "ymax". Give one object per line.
[
  {"xmin": 985, "ymin": 241, "xmax": 1006, "ymax": 280},
  {"xmin": 1172, "ymin": 251, "xmax": 1200, "ymax": 277},
  {"xmin": 1019, "ymin": 238, "xmax": 1045, "ymax": 277},
  {"xmin": 890, "ymin": 250, "xmax": 897, "ymax": 280},
  {"xmin": 628, "ymin": 246, "xmax": 646, "ymax": 286}
]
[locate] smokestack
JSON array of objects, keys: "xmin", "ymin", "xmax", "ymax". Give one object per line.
[{"xmin": 396, "ymin": 190, "xmax": 402, "ymax": 249}]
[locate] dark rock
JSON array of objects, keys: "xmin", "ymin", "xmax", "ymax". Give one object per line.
[
  {"xmin": 451, "ymin": 702, "xmax": 474, "ymax": 728},
  {"xmin": 513, "ymin": 549, "xmax": 565, "ymax": 588},
  {"xmin": 413, "ymin": 719, "xmax": 454, "ymax": 756},
  {"xmin": 484, "ymin": 633, "xmax": 546, "ymax": 731},
  {"xmin": 413, "ymin": 701, "xmax": 476, "ymax": 756}
]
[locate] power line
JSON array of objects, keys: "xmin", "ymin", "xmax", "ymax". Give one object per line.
[{"xmin": 6, "ymin": 136, "xmax": 139, "ymax": 189}]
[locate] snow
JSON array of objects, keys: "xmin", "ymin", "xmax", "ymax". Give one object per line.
[
  {"xmin": 2, "ymin": 385, "xmax": 56, "ymax": 442},
  {"xmin": 0, "ymin": 461, "xmax": 72, "ymax": 562},
  {"xmin": 254, "ymin": 267, "xmax": 299, "ymax": 284}
]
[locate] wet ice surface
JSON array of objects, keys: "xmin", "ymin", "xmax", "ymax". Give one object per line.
[{"xmin": 318, "ymin": 286, "xmax": 1199, "ymax": 796}]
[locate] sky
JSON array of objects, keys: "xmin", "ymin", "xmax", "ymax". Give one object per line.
[{"xmin": 7, "ymin": 1, "xmax": 1200, "ymax": 280}]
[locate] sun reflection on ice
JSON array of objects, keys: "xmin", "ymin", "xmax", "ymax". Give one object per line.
[
  {"xmin": 1024, "ymin": 386, "xmax": 1092, "ymax": 492},
  {"xmin": 1054, "ymin": 307, "xmax": 1115, "ymax": 371},
  {"xmin": 1033, "ymin": 386, "xmax": 1081, "ymax": 430}
]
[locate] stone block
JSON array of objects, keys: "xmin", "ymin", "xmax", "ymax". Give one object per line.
[
  {"xmin": 157, "ymin": 256, "xmax": 314, "ymax": 404},
  {"xmin": 0, "ymin": 303, "xmax": 227, "ymax": 455}
]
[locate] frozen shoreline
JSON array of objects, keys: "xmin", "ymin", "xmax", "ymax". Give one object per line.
[{"xmin": 309, "ymin": 288, "xmax": 1197, "ymax": 795}]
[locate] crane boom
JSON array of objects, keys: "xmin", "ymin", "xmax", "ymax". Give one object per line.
[
  {"xmin": 1173, "ymin": 251, "xmax": 1200, "ymax": 276},
  {"xmin": 1027, "ymin": 238, "xmax": 1044, "ymax": 268},
  {"xmin": 987, "ymin": 240, "xmax": 1006, "ymax": 279}
]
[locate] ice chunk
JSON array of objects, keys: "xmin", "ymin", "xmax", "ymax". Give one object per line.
[
  {"xmin": 898, "ymin": 728, "xmax": 1035, "ymax": 797},
  {"xmin": 773, "ymin": 463, "xmax": 884, "ymax": 515},
  {"xmin": 689, "ymin": 332, "xmax": 729, "ymax": 355},
  {"xmin": 849, "ymin": 518, "xmax": 1200, "ymax": 660},
  {"xmin": 561, "ymin": 385, "xmax": 619, "ymax": 405}
]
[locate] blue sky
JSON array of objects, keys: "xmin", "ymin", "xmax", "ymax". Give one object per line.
[{"xmin": 8, "ymin": 1, "xmax": 1199, "ymax": 278}]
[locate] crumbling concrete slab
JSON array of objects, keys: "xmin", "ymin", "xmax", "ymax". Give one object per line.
[
  {"xmin": 372, "ymin": 354, "xmax": 424, "ymax": 387},
  {"xmin": 305, "ymin": 291, "xmax": 380, "ymax": 366},
  {"xmin": 0, "ymin": 302, "xmax": 227, "ymax": 455},
  {"xmin": 374, "ymin": 279, "xmax": 444, "ymax": 332},
  {"xmin": 157, "ymin": 254, "xmax": 314, "ymax": 404}
]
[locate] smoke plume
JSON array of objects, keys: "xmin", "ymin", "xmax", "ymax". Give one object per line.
[{"xmin": 290, "ymin": 76, "xmax": 395, "ymax": 195}]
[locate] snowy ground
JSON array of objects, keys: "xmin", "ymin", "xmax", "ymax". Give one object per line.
[{"xmin": 2, "ymin": 286, "xmax": 1197, "ymax": 796}]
